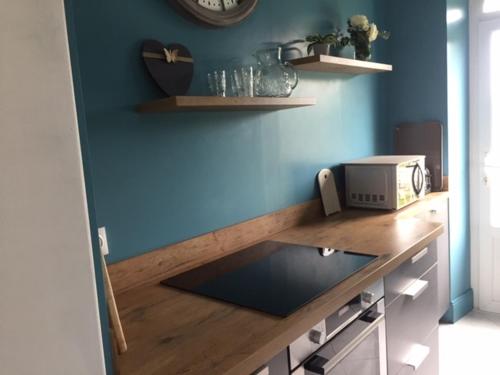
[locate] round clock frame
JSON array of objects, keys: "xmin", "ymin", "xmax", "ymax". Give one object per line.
[{"xmin": 172, "ymin": 0, "xmax": 259, "ymax": 27}]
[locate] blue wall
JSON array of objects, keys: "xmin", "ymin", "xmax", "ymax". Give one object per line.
[
  {"xmin": 386, "ymin": 0, "xmax": 472, "ymax": 322},
  {"xmin": 67, "ymin": 1, "xmax": 473, "ymax": 372},
  {"xmin": 386, "ymin": 0, "xmax": 449, "ymax": 173},
  {"xmin": 70, "ymin": 0, "xmax": 391, "ymax": 263}
]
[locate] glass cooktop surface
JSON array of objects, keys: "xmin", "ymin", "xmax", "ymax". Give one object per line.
[{"xmin": 162, "ymin": 241, "xmax": 377, "ymax": 317}]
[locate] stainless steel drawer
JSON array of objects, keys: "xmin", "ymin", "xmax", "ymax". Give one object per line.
[
  {"xmin": 386, "ymin": 265, "xmax": 439, "ymax": 375},
  {"xmin": 252, "ymin": 349, "xmax": 289, "ymax": 375},
  {"xmin": 384, "ymin": 241, "xmax": 437, "ymax": 306},
  {"xmin": 395, "ymin": 327, "xmax": 439, "ymax": 375},
  {"xmin": 289, "ymin": 280, "xmax": 385, "ymax": 371}
]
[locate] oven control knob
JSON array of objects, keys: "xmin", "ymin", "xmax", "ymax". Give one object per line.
[
  {"xmin": 361, "ymin": 291, "xmax": 375, "ymax": 305},
  {"xmin": 309, "ymin": 329, "xmax": 326, "ymax": 345}
]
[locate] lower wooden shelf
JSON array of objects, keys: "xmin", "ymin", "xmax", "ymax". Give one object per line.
[{"xmin": 137, "ymin": 96, "xmax": 317, "ymax": 112}]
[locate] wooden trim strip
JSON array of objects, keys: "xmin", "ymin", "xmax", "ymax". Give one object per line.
[
  {"xmin": 442, "ymin": 175, "xmax": 449, "ymax": 192},
  {"xmin": 101, "ymin": 255, "xmax": 127, "ymax": 354},
  {"xmin": 108, "ymin": 200, "xmax": 323, "ymax": 294}
]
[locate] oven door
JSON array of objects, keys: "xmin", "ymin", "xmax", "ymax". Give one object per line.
[{"xmin": 296, "ymin": 300, "xmax": 387, "ymax": 375}]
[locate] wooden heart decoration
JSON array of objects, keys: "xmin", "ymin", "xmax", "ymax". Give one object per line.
[{"xmin": 142, "ymin": 40, "xmax": 194, "ymax": 96}]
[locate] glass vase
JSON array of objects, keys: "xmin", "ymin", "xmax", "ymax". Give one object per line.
[
  {"xmin": 254, "ymin": 47, "xmax": 298, "ymax": 97},
  {"xmin": 354, "ymin": 42, "xmax": 372, "ymax": 61}
]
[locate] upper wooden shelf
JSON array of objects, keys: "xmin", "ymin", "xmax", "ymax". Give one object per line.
[
  {"xmin": 290, "ymin": 55, "xmax": 393, "ymax": 74},
  {"xmin": 137, "ymin": 96, "xmax": 316, "ymax": 113}
]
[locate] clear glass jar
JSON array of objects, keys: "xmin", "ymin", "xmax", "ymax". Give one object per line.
[{"xmin": 254, "ymin": 47, "xmax": 298, "ymax": 97}]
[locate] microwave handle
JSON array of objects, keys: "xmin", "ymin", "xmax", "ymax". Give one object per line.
[
  {"xmin": 412, "ymin": 164, "xmax": 424, "ymax": 196},
  {"xmin": 304, "ymin": 311, "xmax": 385, "ymax": 375}
]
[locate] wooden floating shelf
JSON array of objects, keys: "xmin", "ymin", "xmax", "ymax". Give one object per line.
[
  {"xmin": 290, "ymin": 55, "xmax": 393, "ymax": 74},
  {"xmin": 137, "ymin": 96, "xmax": 317, "ymax": 113}
]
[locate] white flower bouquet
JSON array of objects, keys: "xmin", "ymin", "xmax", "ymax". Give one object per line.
[{"xmin": 347, "ymin": 15, "xmax": 390, "ymax": 61}]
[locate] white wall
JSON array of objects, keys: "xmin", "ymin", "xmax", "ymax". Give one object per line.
[{"xmin": 0, "ymin": 1, "xmax": 106, "ymax": 374}]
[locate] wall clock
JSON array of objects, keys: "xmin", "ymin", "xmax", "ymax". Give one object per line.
[{"xmin": 171, "ymin": 0, "xmax": 259, "ymax": 27}]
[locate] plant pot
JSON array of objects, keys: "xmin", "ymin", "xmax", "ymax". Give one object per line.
[
  {"xmin": 282, "ymin": 46, "xmax": 304, "ymax": 61},
  {"xmin": 311, "ymin": 43, "xmax": 331, "ymax": 56},
  {"xmin": 331, "ymin": 46, "xmax": 351, "ymax": 58}
]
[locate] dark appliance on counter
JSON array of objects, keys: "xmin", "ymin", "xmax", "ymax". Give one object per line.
[
  {"xmin": 395, "ymin": 122, "xmax": 444, "ymax": 192},
  {"xmin": 162, "ymin": 241, "xmax": 377, "ymax": 317},
  {"xmin": 254, "ymin": 280, "xmax": 387, "ymax": 375}
]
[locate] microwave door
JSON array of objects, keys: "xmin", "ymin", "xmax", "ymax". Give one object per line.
[
  {"xmin": 397, "ymin": 163, "xmax": 424, "ymax": 209},
  {"xmin": 303, "ymin": 301, "xmax": 387, "ymax": 375}
]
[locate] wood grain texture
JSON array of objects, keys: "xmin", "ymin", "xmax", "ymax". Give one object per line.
[
  {"xmin": 102, "ymin": 256, "xmax": 127, "ymax": 354},
  {"xmin": 290, "ymin": 55, "xmax": 393, "ymax": 74},
  {"xmin": 109, "ymin": 200, "xmax": 323, "ymax": 294},
  {"xmin": 136, "ymin": 96, "xmax": 317, "ymax": 113},
  {"xmin": 113, "ymin": 194, "xmax": 448, "ymax": 375}
]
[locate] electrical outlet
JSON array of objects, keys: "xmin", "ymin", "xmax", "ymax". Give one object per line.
[{"xmin": 98, "ymin": 227, "xmax": 109, "ymax": 256}]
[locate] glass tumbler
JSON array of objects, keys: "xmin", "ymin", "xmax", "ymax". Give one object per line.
[
  {"xmin": 240, "ymin": 66, "xmax": 254, "ymax": 97},
  {"xmin": 231, "ymin": 66, "xmax": 254, "ymax": 97},
  {"xmin": 208, "ymin": 70, "xmax": 226, "ymax": 97}
]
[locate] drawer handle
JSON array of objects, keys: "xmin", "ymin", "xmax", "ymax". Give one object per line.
[
  {"xmin": 403, "ymin": 279, "xmax": 429, "ymax": 300},
  {"xmin": 411, "ymin": 247, "xmax": 428, "ymax": 264},
  {"xmin": 404, "ymin": 343, "xmax": 430, "ymax": 371}
]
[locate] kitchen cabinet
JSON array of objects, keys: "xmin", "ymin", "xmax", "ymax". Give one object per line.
[
  {"xmin": 385, "ymin": 240, "xmax": 440, "ymax": 375},
  {"xmin": 415, "ymin": 198, "xmax": 450, "ymax": 319},
  {"xmin": 395, "ymin": 327, "xmax": 439, "ymax": 375},
  {"xmin": 384, "ymin": 242, "xmax": 438, "ymax": 306}
]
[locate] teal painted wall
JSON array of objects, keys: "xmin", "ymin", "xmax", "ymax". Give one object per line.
[
  {"xmin": 69, "ymin": 0, "xmax": 391, "ymax": 263},
  {"xmin": 386, "ymin": 0, "xmax": 472, "ymax": 322},
  {"xmin": 445, "ymin": 0, "xmax": 473, "ymax": 322},
  {"xmin": 64, "ymin": 1, "xmax": 113, "ymax": 372},
  {"xmin": 386, "ymin": 0, "xmax": 449, "ymax": 173},
  {"xmin": 66, "ymin": 0, "xmax": 473, "ymax": 372}
]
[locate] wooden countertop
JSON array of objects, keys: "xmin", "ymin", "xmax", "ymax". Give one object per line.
[{"xmin": 114, "ymin": 193, "xmax": 447, "ymax": 375}]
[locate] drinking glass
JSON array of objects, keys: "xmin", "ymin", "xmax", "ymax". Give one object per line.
[
  {"xmin": 231, "ymin": 66, "xmax": 254, "ymax": 97},
  {"xmin": 229, "ymin": 70, "xmax": 239, "ymax": 97},
  {"xmin": 240, "ymin": 66, "xmax": 254, "ymax": 97},
  {"xmin": 208, "ymin": 70, "xmax": 226, "ymax": 97}
]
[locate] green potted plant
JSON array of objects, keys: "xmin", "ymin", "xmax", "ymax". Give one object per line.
[
  {"xmin": 305, "ymin": 30, "xmax": 350, "ymax": 56},
  {"xmin": 347, "ymin": 15, "xmax": 390, "ymax": 61}
]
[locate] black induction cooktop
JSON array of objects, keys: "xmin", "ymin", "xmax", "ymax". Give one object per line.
[{"xmin": 162, "ymin": 241, "xmax": 377, "ymax": 317}]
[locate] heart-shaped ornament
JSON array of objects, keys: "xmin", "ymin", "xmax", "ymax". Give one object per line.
[{"xmin": 142, "ymin": 40, "xmax": 194, "ymax": 96}]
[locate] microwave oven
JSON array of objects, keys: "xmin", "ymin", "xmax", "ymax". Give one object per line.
[{"xmin": 344, "ymin": 155, "xmax": 426, "ymax": 210}]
